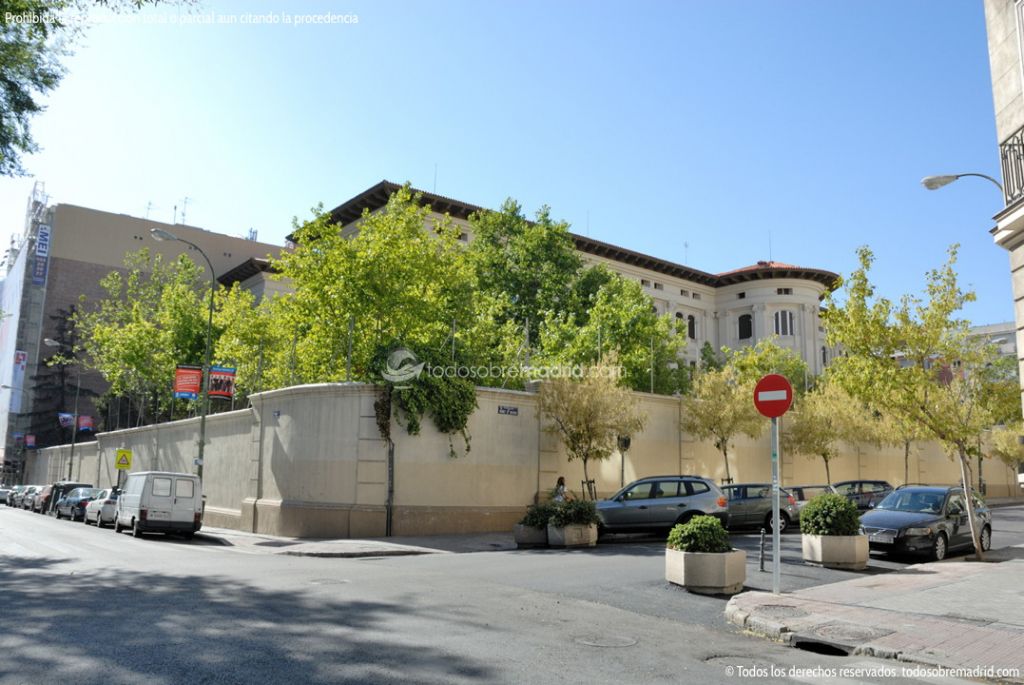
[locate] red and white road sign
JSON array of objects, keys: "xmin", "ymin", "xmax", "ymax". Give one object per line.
[{"xmin": 753, "ymin": 374, "xmax": 793, "ymax": 418}]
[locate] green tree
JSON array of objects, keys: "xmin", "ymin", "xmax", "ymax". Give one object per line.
[
  {"xmin": 781, "ymin": 378, "xmax": 876, "ymax": 484},
  {"xmin": 990, "ymin": 422, "xmax": 1024, "ymax": 491},
  {"xmin": 74, "ymin": 248, "xmax": 212, "ymax": 424},
  {"xmin": 537, "ymin": 269, "xmax": 686, "ymax": 394},
  {"xmin": 537, "ymin": 359, "xmax": 647, "ymax": 496},
  {"xmin": 725, "ymin": 338, "xmax": 809, "ymax": 393},
  {"xmin": 467, "ymin": 199, "xmax": 581, "ymax": 344},
  {"xmin": 680, "ymin": 366, "xmax": 764, "ymax": 483},
  {"xmin": 823, "ymin": 245, "xmax": 997, "ymax": 559}
]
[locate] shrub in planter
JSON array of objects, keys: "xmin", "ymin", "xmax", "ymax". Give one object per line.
[
  {"xmin": 665, "ymin": 515, "xmax": 745, "ymax": 594},
  {"xmin": 666, "ymin": 515, "xmax": 731, "ymax": 553},
  {"xmin": 799, "ymin": 493, "xmax": 860, "ymax": 536},
  {"xmin": 799, "ymin": 492, "xmax": 868, "ymax": 570},
  {"xmin": 547, "ymin": 499, "xmax": 599, "ymax": 547},
  {"xmin": 514, "ymin": 502, "xmax": 555, "ymax": 548}
]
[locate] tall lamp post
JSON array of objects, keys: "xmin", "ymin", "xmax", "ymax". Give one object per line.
[
  {"xmin": 150, "ymin": 228, "xmax": 215, "ymax": 483},
  {"xmin": 43, "ymin": 338, "xmax": 81, "ymax": 480}
]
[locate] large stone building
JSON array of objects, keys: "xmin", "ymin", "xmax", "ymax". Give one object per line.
[
  {"xmin": 0, "ymin": 185, "xmax": 281, "ymax": 480},
  {"xmin": 985, "ymin": 0, "xmax": 1024, "ymax": 414},
  {"xmin": 329, "ymin": 181, "xmax": 839, "ymax": 375}
]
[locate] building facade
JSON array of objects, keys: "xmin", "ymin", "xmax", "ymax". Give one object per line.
[
  {"xmin": 328, "ymin": 181, "xmax": 839, "ymax": 375},
  {"xmin": 985, "ymin": 0, "xmax": 1024, "ymax": 414},
  {"xmin": 0, "ymin": 187, "xmax": 281, "ymax": 481}
]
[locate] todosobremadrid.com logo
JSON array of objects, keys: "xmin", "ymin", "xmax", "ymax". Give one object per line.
[{"xmin": 382, "ymin": 347, "xmax": 425, "ymax": 384}]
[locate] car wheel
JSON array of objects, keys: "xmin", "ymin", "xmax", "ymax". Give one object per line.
[
  {"xmin": 181, "ymin": 532, "xmax": 194, "ymax": 541},
  {"xmin": 932, "ymin": 532, "xmax": 948, "ymax": 561},
  {"xmin": 132, "ymin": 519, "xmax": 142, "ymax": 538},
  {"xmin": 979, "ymin": 525, "xmax": 992, "ymax": 553},
  {"xmin": 114, "ymin": 518, "xmax": 122, "ymax": 533},
  {"xmin": 765, "ymin": 511, "xmax": 789, "ymax": 534},
  {"xmin": 82, "ymin": 512, "xmax": 89, "ymax": 524},
  {"xmin": 55, "ymin": 508, "xmax": 62, "ymax": 520}
]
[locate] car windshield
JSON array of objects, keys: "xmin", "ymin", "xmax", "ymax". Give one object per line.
[
  {"xmin": 875, "ymin": 490, "xmax": 944, "ymax": 514},
  {"xmin": 797, "ymin": 487, "xmax": 830, "ymax": 500}
]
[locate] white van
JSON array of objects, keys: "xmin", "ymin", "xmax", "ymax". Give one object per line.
[{"xmin": 114, "ymin": 471, "xmax": 203, "ymax": 539}]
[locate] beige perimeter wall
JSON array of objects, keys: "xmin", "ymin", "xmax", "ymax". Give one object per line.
[{"xmin": 23, "ymin": 383, "xmax": 1023, "ymax": 538}]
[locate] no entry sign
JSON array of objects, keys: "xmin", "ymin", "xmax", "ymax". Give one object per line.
[{"xmin": 753, "ymin": 374, "xmax": 793, "ymax": 418}]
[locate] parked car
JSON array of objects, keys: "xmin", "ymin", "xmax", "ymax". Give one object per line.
[
  {"xmin": 595, "ymin": 475, "xmax": 728, "ymax": 534},
  {"xmin": 32, "ymin": 484, "xmax": 56, "ymax": 513},
  {"xmin": 0, "ymin": 485, "xmax": 14, "ymax": 504},
  {"xmin": 721, "ymin": 483, "xmax": 799, "ymax": 532},
  {"xmin": 5, "ymin": 485, "xmax": 26, "ymax": 506},
  {"xmin": 788, "ymin": 484, "xmax": 838, "ymax": 513},
  {"xmin": 19, "ymin": 485, "xmax": 40, "ymax": 510},
  {"xmin": 859, "ymin": 485, "xmax": 991, "ymax": 561},
  {"xmin": 114, "ymin": 472, "xmax": 203, "ymax": 538},
  {"xmin": 84, "ymin": 489, "xmax": 119, "ymax": 527},
  {"xmin": 41, "ymin": 481, "xmax": 93, "ymax": 515},
  {"xmin": 832, "ymin": 479, "xmax": 893, "ymax": 510},
  {"xmin": 55, "ymin": 487, "xmax": 102, "ymax": 521}
]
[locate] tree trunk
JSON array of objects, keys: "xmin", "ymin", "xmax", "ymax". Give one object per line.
[
  {"xmin": 823, "ymin": 456, "xmax": 831, "ymax": 485},
  {"xmin": 957, "ymin": 447, "xmax": 985, "ymax": 561},
  {"xmin": 904, "ymin": 439, "xmax": 910, "ymax": 485},
  {"xmin": 721, "ymin": 445, "xmax": 732, "ymax": 484},
  {"xmin": 582, "ymin": 457, "xmax": 591, "ymax": 500}
]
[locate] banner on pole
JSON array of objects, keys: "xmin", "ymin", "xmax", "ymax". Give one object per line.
[
  {"xmin": 208, "ymin": 366, "xmax": 236, "ymax": 400},
  {"xmin": 174, "ymin": 365, "xmax": 203, "ymax": 400}
]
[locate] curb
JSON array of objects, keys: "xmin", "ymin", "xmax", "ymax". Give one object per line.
[{"xmin": 279, "ymin": 549, "xmax": 436, "ymax": 558}]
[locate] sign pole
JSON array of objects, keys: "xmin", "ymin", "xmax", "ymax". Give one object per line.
[{"xmin": 771, "ymin": 416, "xmax": 781, "ymax": 595}]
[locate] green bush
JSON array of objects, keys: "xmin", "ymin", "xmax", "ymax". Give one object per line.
[
  {"xmin": 799, "ymin": 493, "xmax": 861, "ymax": 536},
  {"xmin": 548, "ymin": 499, "xmax": 600, "ymax": 527},
  {"xmin": 519, "ymin": 502, "xmax": 556, "ymax": 529},
  {"xmin": 666, "ymin": 515, "xmax": 731, "ymax": 553}
]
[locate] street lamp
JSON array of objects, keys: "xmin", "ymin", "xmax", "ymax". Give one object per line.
[
  {"xmin": 150, "ymin": 227, "xmax": 214, "ymax": 483},
  {"xmin": 43, "ymin": 338, "xmax": 81, "ymax": 480},
  {"xmin": 921, "ymin": 173, "xmax": 1004, "ymax": 194}
]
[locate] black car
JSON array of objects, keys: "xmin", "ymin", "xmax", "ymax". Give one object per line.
[
  {"xmin": 832, "ymin": 479, "xmax": 893, "ymax": 510},
  {"xmin": 55, "ymin": 487, "xmax": 102, "ymax": 521},
  {"xmin": 859, "ymin": 486, "xmax": 991, "ymax": 561}
]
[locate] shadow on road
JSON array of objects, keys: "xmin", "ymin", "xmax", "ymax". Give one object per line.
[{"xmin": 0, "ymin": 556, "xmax": 494, "ymax": 684}]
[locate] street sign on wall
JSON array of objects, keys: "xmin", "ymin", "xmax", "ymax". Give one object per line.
[
  {"xmin": 115, "ymin": 449, "xmax": 132, "ymax": 470},
  {"xmin": 753, "ymin": 374, "xmax": 793, "ymax": 418}
]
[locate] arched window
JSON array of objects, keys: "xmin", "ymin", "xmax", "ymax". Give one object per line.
[
  {"xmin": 687, "ymin": 315, "xmax": 696, "ymax": 340},
  {"xmin": 738, "ymin": 314, "xmax": 752, "ymax": 340},
  {"xmin": 774, "ymin": 310, "xmax": 795, "ymax": 336}
]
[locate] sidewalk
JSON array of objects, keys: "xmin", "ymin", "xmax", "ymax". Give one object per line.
[
  {"xmin": 726, "ymin": 546, "xmax": 1024, "ymax": 681},
  {"xmin": 195, "ymin": 525, "xmax": 516, "ymax": 557}
]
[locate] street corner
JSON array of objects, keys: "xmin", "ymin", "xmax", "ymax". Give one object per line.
[{"xmin": 725, "ymin": 592, "xmax": 806, "ymax": 643}]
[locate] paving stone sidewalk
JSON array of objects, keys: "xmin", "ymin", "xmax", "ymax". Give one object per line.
[{"xmin": 726, "ymin": 547, "xmax": 1024, "ymax": 682}]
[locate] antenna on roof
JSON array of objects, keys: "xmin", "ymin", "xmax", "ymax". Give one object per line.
[
  {"xmin": 145, "ymin": 201, "xmax": 155, "ymax": 219},
  {"xmin": 173, "ymin": 204, "xmax": 178, "ymax": 224},
  {"xmin": 181, "ymin": 196, "xmax": 192, "ymax": 225}
]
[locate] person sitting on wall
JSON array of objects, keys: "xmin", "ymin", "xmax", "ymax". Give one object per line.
[{"xmin": 553, "ymin": 476, "xmax": 574, "ymax": 502}]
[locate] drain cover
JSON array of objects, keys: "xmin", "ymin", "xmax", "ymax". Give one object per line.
[
  {"xmin": 574, "ymin": 635, "xmax": 637, "ymax": 648},
  {"xmin": 810, "ymin": 623, "xmax": 892, "ymax": 642},
  {"xmin": 755, "ymin": 604, "xmax": 809, "ymax": 620}
]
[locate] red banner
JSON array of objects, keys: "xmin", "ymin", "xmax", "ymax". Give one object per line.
[
  {"xmin": 209, "ymin": 366, "xmax": 237, "ymax": 400},
  {"xmin": 77, "ymin": 415, "xmax": 94, "ymax": 432},
  {"xmin": 174, "ymin": 365, "xmax": 203, "ymax": 400}
]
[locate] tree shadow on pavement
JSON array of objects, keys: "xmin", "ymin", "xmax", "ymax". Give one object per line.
[{"xmin": 0, "ymin": 556, "xmax": 494, "ymax": 685}]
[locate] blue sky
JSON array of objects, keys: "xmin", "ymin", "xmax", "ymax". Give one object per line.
[{"xmin": 0, "ymin": 0, "xmax": 1011, "ymax": 325}]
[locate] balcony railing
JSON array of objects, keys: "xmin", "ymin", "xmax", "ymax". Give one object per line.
[{"xmin": 1000, "ymin": 124, "xmax": 1024, "ymax": 207}]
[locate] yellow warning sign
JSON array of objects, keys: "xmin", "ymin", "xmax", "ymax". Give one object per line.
[{"xmin": 115, "ymin": 449, "xmax": 132, "ymax": 470}]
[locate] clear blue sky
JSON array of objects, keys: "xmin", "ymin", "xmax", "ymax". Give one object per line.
[{"xmin": 0, "ymin": 0, "xmax": 1011, "ymax": 325}]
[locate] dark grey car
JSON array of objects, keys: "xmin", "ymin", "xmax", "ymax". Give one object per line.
[
  {"xmin": 595, "ymin": 475, "xmax": 728, "ymax": 534},
  {"xmin": 860, "ymin": 486, "xmax": 991, "ymax": 560}
]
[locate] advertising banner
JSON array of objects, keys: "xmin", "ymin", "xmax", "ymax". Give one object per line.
[
  {"xmin": 25, "ymin": 434, "xmax": 35, "ymax": 448},
  {"xmin": 208, "ymin": 366, "xmax": 237, "ymax": 400},
  {"xmin": 174, "ymin": 365, "xmax": 203, "ymax": 400},
  {"xmin": 77, "ymin": 415, "xmax": 94, "ymax": 431},
  {"xmin": 32, "ymin": 224, "xmax": 50, "ymax": 286}
]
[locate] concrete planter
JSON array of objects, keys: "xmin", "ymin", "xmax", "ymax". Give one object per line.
[
  {"xmin": 801, "ymin": 533, "xmax": 869, "ymax": 570},
  {"xmin": 546, "ymin": 523, "xmax": 597, "ymax": 548},
  {"xmin": 513, "ymin": 524, "xmax": 548, "ymax": 548},
  {"xmin": 665, "ymin": 547, "xmax": 746, "ymax": 595}
]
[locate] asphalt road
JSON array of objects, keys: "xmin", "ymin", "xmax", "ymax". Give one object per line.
[{"xmin": 4, "ymin": 505, "xmax": 1021, "ymax": 685}]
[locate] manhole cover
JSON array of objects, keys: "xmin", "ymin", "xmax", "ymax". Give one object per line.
[
  {"xmin": 309, "ymin": 578, "xmax": 350, "ymax": 585},
  {"xmin": 811, "ymin": 623, "xmax": 892, "ymax": 642},
  {"xmin": 574, "ymin": 635, "xmax": 637, "ymax": 648},
  {"xmin": 755, "ymin": 604, "xmax": 808, "ymax": 620}
]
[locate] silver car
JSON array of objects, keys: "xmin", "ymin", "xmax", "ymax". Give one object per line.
[
  {"xmin": 788, "ymin": 484, "xmax": 837, "ymax": 514},
  {"xmin": 722, "ymin": 483, "xmax": 800, "ymax": 533},
  {"xmin": 596, "ymin": 475, "xmax": 728, "ymax": 534}
]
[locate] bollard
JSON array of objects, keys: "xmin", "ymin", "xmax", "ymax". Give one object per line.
[{"xmin": 759, "ymin": 528, "xmax": 766, "ymax": 572}]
